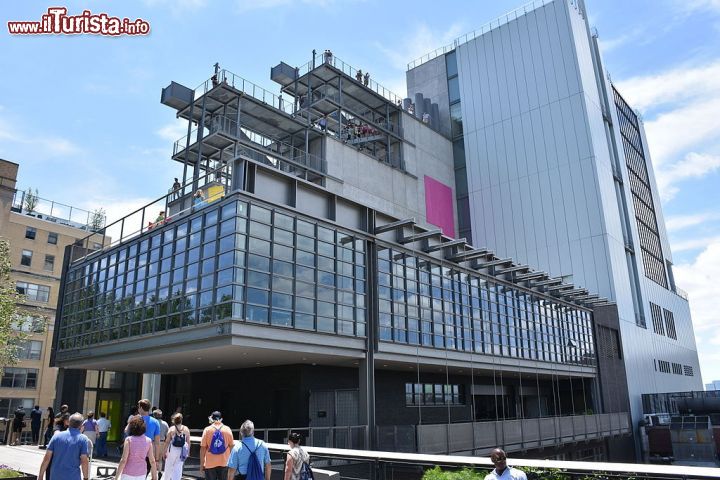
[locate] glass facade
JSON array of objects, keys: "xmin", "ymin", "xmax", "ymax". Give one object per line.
[
  {"xmin": 613, "ymin": 87, "xmax": 667, "ymax": 288},
  {"xmin": 377, "ymin": 244, "xmax": 594, "ymax": 366},
  {"xmin": 57, "ymin": 193, "xmax": 593, "ymax": 369},
  {"xmin": 445, "ymin": 51, "xmax": 471, "ymax": 244},
  {"xmin": 58, "ymin": 196, "xmax": 367, "ymax": 352}
]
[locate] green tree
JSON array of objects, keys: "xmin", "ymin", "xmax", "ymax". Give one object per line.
[
  {"xmin": 23, "ymin": 187, "xmax": 39, "ymax": 214},
  {"xmin": 89, "ymin": 207, "xmax": 106, "ymax": 232},
  {"xmin": 0, "ymin": 238, "xmax": 27, "ymax": 373}
]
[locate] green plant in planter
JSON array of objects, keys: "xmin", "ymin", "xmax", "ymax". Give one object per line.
[
  {"xmin": 524, "ymin": 467, "xmax": 571, "ymax": 480},
  {"xmin": 422, "ymin": 466, "xmax": 490, "ymax": 480},
  {"xmin": 0, "ymin": 464, "xmax": 24, "ymax": 478}
]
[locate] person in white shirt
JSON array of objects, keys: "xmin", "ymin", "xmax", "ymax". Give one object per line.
[
  {"xmin": 484, "ymin": 448, "xmax": 527, "ymax": 480},
  {"xmin": 95, "ymin": 412, "xmax": 111, "ymax": 458}
]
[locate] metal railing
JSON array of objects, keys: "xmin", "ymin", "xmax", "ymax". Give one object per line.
[
  {"xmin": 172, "ymin": 117, "xmax": 326, "ymax": 177},
  {"xmin": 296, "ymin": 52, "xmax": 404, "ymax": 105},
  {"xmin": 407, "ymin": 0, "xmax": 553, "ymax": 70},
  {"xmin": 673, "ymin": 286, "xmax": 689, "ymax": 300},
  {"xmin": 10, "ymin": 189, "xmax": 105, "ymax": 231},
  {"xmin": 69, "ymin": 162, "xmax": 231, "ymax": 265},
  {"xmin": 179, "ymin": 432, "xmax": 720, "ymax": 480},
  {"xmin": 191, "ymin": 69, "xmax": 295, "ymax": 115},
  {"xmin": 188, "ymin": 425, "xmax": 368, "ymax": 450}
]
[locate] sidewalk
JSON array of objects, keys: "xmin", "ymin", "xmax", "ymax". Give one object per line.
[
  {"xmin": 0, "ymin": 444, "xmax": 203, "ymax": 479},
  {"xmin": 0, "ymin": 444, "xmax": 119, "ymax": 478}
]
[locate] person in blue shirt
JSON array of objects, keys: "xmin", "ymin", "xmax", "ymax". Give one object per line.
[
  {"xmin": 38, "ymin": 412, "xmax": 89, "ymax": 480},
  {"xmin": 126, "ymin": 399, "xmax": 162, "ymax": 477},
  {"xmin": 227, "ymin": 419, "xmax": 272, "ymax": 480}
]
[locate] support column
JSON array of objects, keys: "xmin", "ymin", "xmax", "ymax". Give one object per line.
[{"xmin": 141, "ymin": 373, "xmax": 162, "ymax": 409}]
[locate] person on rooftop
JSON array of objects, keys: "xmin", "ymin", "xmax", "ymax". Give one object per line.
[
  {"xmin": 171, "ymin": 178, "xmax": 181, "ymax": 199},
  {"xmin": 356, "ymin": 69, "xmax": 363, "ymax": 82},
  {"xmin": 324, "ymin": 49, "xmax": 333, "ymax": 65},
  {"xmin": 193, "ymin": 190, "xmax": 205, "ymax": 207},
  {"xmin": 363, "ymin": 71, "xmax": 370, "ymax": 86}
]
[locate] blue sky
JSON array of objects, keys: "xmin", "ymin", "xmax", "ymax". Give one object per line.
[{"xmin": 1, "ymin": 0, "xmax": 719, "ymax": 385}]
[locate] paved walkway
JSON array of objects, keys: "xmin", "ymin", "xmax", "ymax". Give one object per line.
[
  {"xmin": 0, "ymin": 443, "xmax": 205, "ymax": 479},
  {"xmin": 0, "ymin": 444, "xmax": 119, "ymax": 478}
]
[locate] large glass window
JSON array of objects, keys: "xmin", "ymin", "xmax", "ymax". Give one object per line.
[
  {"xmin": 0, "ymin": 368, "xmax": 38, "ymax": 389},
  {"xmin": 0, "ymin": 398, "xmax": 34, "ymax": 418},
  {"xmin": 450, "ymin": 103, "xmax": 463, "ymax": 138},
  {"xmin": 16, "ymin": 282, "xmax": 50, "ymax": 302},
  {"xmin": 57, "ymin": 197, "xmax": 369, "ymax": 351}
]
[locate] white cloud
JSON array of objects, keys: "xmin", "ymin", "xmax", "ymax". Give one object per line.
[
  {"xmin": 234, "ymin": 0, "xmax": 348, "ymax": 12},
  {"xmin": 674, "ymin": 241, "xmax": 720, "ymax": 382},
  {"xmin": 156, "ymin": 120, "xmax": 189, "ymax": 143},
  {"xmin": 666, "ymin": 211, "xmax": 720, "ymax": 232},
  {"xmin": 615, "ymin": 60, "xmax": 720, "ymax": 202},
  {"xmin": 655, "ymin": 152, "xmax": 720, "ymax": 201},
  {"xmin": 616, "ymin": 61, "xmax": 720, "ymax": 112},
  {"xmin": 597, "ymin": 27, "xmax": 645, "ymax": 54},
  {"xmin": 677, "ymin": 0, "xmax": 720, "ymax": 14},
  {"xmin": 643, "ymin": 97, "xmax": 720, "ymax": 168},
  {"xmin": 376, "ymin": 22, "xmax": 466, "ymax": 71},
  {"xmin": 0, "ymin": 112, "xmax": 81, "ymax": 157},
  {"xmin": 672, "ymin": 235, "xmax": 720, "ymax": 253}
]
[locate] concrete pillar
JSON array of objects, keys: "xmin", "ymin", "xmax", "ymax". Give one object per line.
[
  {"xmin": 431, "ymin": 103, "xmax": 440, "ymax": 130},
  {"xmin": 423, "ymin": 98, "xmax": 432, "ymax": 119},
  {"xmin": 414, "ymin": 93, "xmax": 425, "ymax": 118},
  {"xmin": 141, "ymin": 373, "xmax": 162, "ymax": 409},
  {"xmin": 402, "ymin": 98, "xmax": 412, "ymax": 111}
]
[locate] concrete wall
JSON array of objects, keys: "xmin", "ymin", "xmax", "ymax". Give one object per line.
[
  {"xmin": 324, "ymin": 115, "xmax": 456, "ymax": 234},
  {"xmin": 406, "ymin": 55, "xmax": 451, "ymax": 138}
]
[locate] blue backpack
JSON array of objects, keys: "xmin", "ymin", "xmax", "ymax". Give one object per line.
[
  {"xmin": 299, "ymin": 460, "xmax": 314, "ymax": 480},
  {"xmin": 208, "ymin": 426, "xmax": 227, "ymax": 455},
  {"xmin": 244, "ymin": 439, "xmax": 264, "ymax": 480}
]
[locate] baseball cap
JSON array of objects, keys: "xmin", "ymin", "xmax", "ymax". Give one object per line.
[{"xmin": 210, "ymin": 411, "xmax": 222, "ymax": 420}]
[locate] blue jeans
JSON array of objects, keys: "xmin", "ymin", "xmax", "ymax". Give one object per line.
[{"xmin": 96, "ymin": 431, "xmax": 108, "ymax": 457}]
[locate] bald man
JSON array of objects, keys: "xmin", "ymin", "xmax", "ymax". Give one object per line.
[{"xmin": 484, "ymin": 448, "xmax": 526, "ymax": 480}]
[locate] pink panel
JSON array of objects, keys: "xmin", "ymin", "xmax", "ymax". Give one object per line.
[{"xmin": 424, "ymin": 176, "xmax": 455, "ymax": 238}]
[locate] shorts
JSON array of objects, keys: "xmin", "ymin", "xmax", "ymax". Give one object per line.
[
  {"xmin": 12, "ymin": 422, "xmax": 24, "ymax": 433},
  {"xmin": 121, "ymin": 475, "xmax": 147, "ymax": 480}
]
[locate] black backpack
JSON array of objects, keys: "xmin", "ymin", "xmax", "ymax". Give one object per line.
[{"xmin": 172, "ymin": 427, "xmax": 186, "ymax": 447}]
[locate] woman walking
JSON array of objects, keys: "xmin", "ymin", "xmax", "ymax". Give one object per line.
[
  {"xmin": 115, "ymin": 416, "xmax": 158, "ymax": 480},
  {"xmin": 163, "ymin": 413, "xmax": 190, "ymax": 480},
  {"xmin": 38, "ymin": 407, "xmax": 54, "ymax": 449},
  {"xmin": 284, "ymin": 432, "xmax": 310, "ymax": 480},
  {"xmin": 81, "ymin": 411, "xmax": 99, "ymax": 460}
]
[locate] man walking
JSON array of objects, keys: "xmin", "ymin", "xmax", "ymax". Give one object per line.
[
  {"xmin": 9, "ymin": 405, "xmax": 26, "ymax": 446},
  {"xmin": 199, "ymin": 410, "xmax": 234, "ymax": 480},
  {"xmin": 96, "ymin": 412, "xmax": 111, "ymax": 458},
  {"xmin": 154, "ymin": 409, "xmax": 169, "ymax": 471},
  {"xmin": 38, "ymin": 412, "xmax": 90, "ymax": 480},
  {"xmin": 227, "ymin": 420, "xmax": 271, "ymax": 480},
  {"xmin": 31, "ymin": 405, "xmax": 43, "ymax": 445},
  {"xmin": 127, "ymin": 399, "xmax": 162, "ymax": 476}
]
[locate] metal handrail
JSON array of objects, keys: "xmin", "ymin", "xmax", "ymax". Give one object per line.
[
  {"xmin": 173, "ymin": 117, "xmax": 327, "ymax": 175},
  {"xmin": 10, "ymin": 189, "xmax": 105, "ymax": 230},
  {"xmin": 296, "ymin": 52, "xmax": 404, "ymax": 105},
  {"xmin": 407, "ymin": 0, "xmax": 553, "ymax": 70},
  {"xmin": 69, "ymin": 163, "xmax": 231, "ymax": 265}
]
